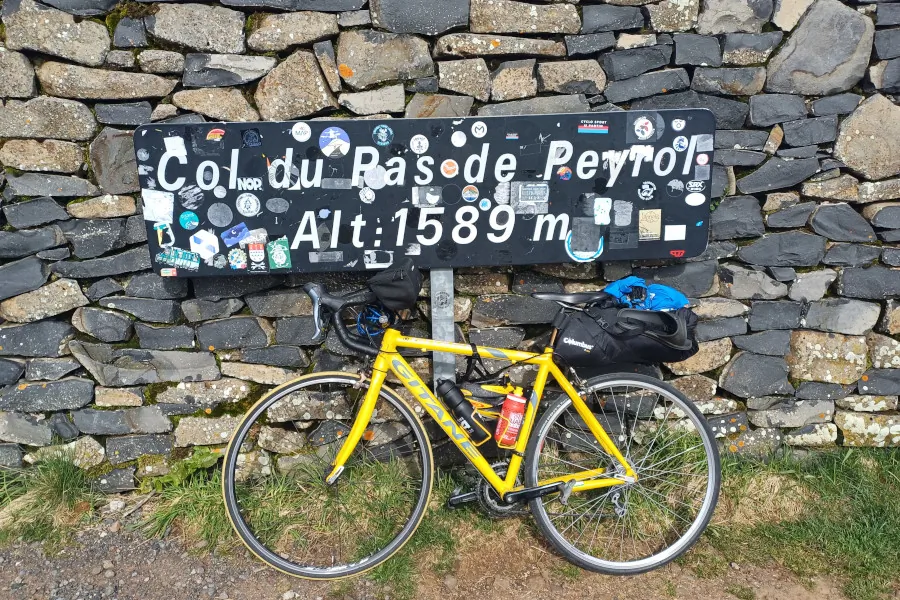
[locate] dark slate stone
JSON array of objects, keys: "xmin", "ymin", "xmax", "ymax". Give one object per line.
[
  {"xmin": 113, "ymin": 17, "xmax": 147, "ymax": 48},
  {"xmin": 244, "ymin": 289, "xmax": 310, "ymax": 318},
  {"xmin": 5, "ymin": 173, "xmax": 98, "ymax": 199},
  {"xmin": 95, "ymin": 102, "xmax": 152, "ymax": 126},
  {"xmin": 160, "ymin": 114, "xmax": 206, "ymax": 125},
  {"xmin": 879, "ymin": 229, "xmax": 900, "ymax": 242},
  {"xmin": 883, "ymin": 248, "xmax": 900, "ymax": 267},
  {"xmin": 823, "ymin": 243, "xmax": 882, "ymax": 267},
  {"xmin": 631, "ymin": 90, "xmax": 748, "ymax": 129},
  {"xmin": 275, "ymin": 316, "xmax": 326, "ymax": 346},
  {"xmin": 40, "ymin": 0, "xmax": 118, "ymax": 15},
  {"xmin": 838, "ymin": 266, "xmax": 900, "ymax": 299},
  {"xmin": 810, "ymin": 93, "xmax": 862, "ymax": 116},
  {"xmin": 0, "ymin": 378, "xmax": 93, "ymax": 411},
  {"xmin": 582, "ymin": 5, "xmax": 644, "ymax": 32},
  {"xmin": 24, "ymin": 358, "xmax": 80, "ymax": 382},
  {"xmin": 181, "ymin": 298, "xmax": 245, "ymax": 323},
  {"xmin": 196, "ymin": 316, "xmax": 270, "ymax": 350},
  {"xmin": 871, "ymin": 57, "xmax": 900, "ymax": 92},
  {"xmin": 58, "ymin": 219, "xmax": 127, "ymax": 259},
  {"xmin": 748, "ymin": 94, "xmax": 807, "ymax": 127},
  {"xmin": 869, "ymin": 204, "xmax": 900, "ymax": 229},
  {"xmin": 736, "ymin": 157, "xmax": 820, "ymax": 195},
  {"xmin": 722, "ymin": 32, "xmax": 783, "ymax": 60},
  {"xmin": 714, "ymin": 149, "xmax": 766, "ymax": 167},
  {"xmin": 191, "ymin": 276, "xmax": 284, "ymax": 301},
  {"xmin": 810, "ymin": 204, "xmax": 877, "ymax": 243},
  {"xmin": 879, "ymin": 4, "xmax": 900, "ymax": 26},
  {"xmin": 673, "ymin": 33, "xmax": 722, "ymax": 67},
  {"xmin": 182, "ymin": 53, "xmax": 276, "ymax": 88},
  {"xmin": 240, "ymin": 345, "xmax": 309, "ymax": 368},
  {"xmin": 635, "ymin": 260, "xmax": 718, "ymax": 297},
  {"xmin": 719, "ymin": 353, "xmax": 795, "ymax": 398},
  {"xmin": 0, "ymin": 444, "xmax": 24, "ymax": 469},
  {"xmin": 766, "ymin": 201, "xmax": 815, "ymax": 228},
  {"xmin": 777, "ymin": 145, "xmax": 820, "ymax": 158},
  {"xmin": 795, "ymin": 382, "xmax": 853, "ymax": 401},
  {"xmin": 98, "ymin": 297, "xmax": 180, "ymax": 324},
  {"xmin": 874, "ymin": 28, "xmax": 900, "ymax": 60},
  {"xmin": 711, "ymin": 165, "xmax": 728, "ymax": 199},
  {"xmin": 135, "ymin": 324, "xmax": 195, "ymax": 351},
  {"xmin": 52, "ymin": 247, "xmax": 152, "ymax": 279},
  {"xmin": 768, "ymin": 266, "xmax": 796, "ymax": 282},
  {"xmin": 782, "ymin": 116, "xmax": 839, "ymax": 147},
  {"xmin": 0, "ymin": 359, "xmax": 25, "ymax": 386},
  {"xmin": 738, "ymin": 231, "xmax": 827, "ymax": 267},
  {"xmin": 106, "ymin": 434, "xmax": 173, "ymax": 465},
  {"xmin": 604, "ymin": 69, "xmax": 690, "ymax": 103},
  {"xmin": 601, "ymin": 46, "xmax": 672, "ymax": 81},
  {"xmin": 2, "ymin": 197, "xmax": 69, "ymax": 229},
  {"xmin": 0, "ymin": 257, "xmax": 49, "ymax": 302},
  {"xmin": 468, "ymin": 327, "xmax": 526, "ymax": 348},
  {"xmin": 94, "ymin": 467, "xmax": 136, "ymax": 494},
  {"xmin": 732, "ymin": 330, "xmax": 791, "ymax": 356},
  {"xmin": 696, "ymin": 316, "xmax": 747, "ymax": 341},
  {"xmin": 36, "ymin": 247, "xmax": 70, "ymax": 261},
  {"xmin": 710, "ymin": 196, "xmax": 765, "ymax": 240},
  {"xmin": 405, "ymin": 77, "xmax": 439, "ymax": 93},
  {"xmin": 123, "ymin": 215, "xmax": 147, "ymax": 245},
  {"xmin": 74, "ymin": 307, "xmax": 134, "ymax": 343},
  {"xmin": 371, "ymin": 0, "xmax": 468, "ymax": 35},
  {"xmin": 310, "ymin": 348, "xmax": 364, "ymax": 373},
  {"xmin": 73, "ymin": 406, "xmax": 170, "ymax": 436},
  {"xmin": 0, "ymin": 226, "xmax": 65, "ymax": 259},
  {"xmin": 691, "ymin": 67, "xmax": 765, "ymax": 96},
  {"xmin": 749, "ymin": 301, "xmax": 802, "ymax": 330},
  {"xmin": 125, "ymin": 273, "xmax": 189, "ymax": 300},
  {"xmin": 511, "ymin": 271, "xmax": 564, "ymax": 294},
  {"xmin": 47, "ymin": 413, "xmax": 79, "ymax": 442},
  {"xmin": 471, "ymin": 295, "xmax": 559, "ymax": 327},
  {"xmin": 714, "ymin": 129, "xmax": 768, "ymax": 150},
  {"xmin": 858, "ymin": 369, "xmax": 900, "ymax": 395},
  {"xmin": 0, "ymin": 321, "xmax": 74, "ymax": 358},
  {"xmin": 565, "ymin": 33, "xmax": 616, "ymax": 57},
  {"xmin": 90, "ymin": 127, "xmax": 139, "ymax": 195},
  {"xmin": 219, "ymin": 0, "xmax": 366, "ymax": 9}
]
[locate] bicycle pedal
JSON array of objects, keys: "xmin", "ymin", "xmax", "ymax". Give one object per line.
[{"xmin": 446, "ymin": 488, "xmax": 478, "ymax": 509}]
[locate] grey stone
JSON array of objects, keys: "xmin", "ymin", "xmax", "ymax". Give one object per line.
[
  {"xmin": 749, "ymin": 399, "xmax": 834, "ymax": 427},
  {"xmin": 749, "ymin": 94, "xmax": 807, "ymax": 126},
  {"xmin": 36, "ymin": 0, "xmax": 117, "ymax": 15},
  {"xmin": 52, "ymin": 247, "xmax": 151, "ymax": 278},
  {"xmin": 490, "ymin": 59, "xmax": 537, "ymax": 101},
  {"xmin": 255, "ymin": 50, "xmax": 337, "ymax": 120},
  {"xmin": 722, "ymin": 32, "xmax": 783, "ymax": 65},
  {"xmin": 875, "ymin": 28, "xmax": 900, "ymax": 60},
  {"xmin": 738, "ymin": 231, "xmax": 826, "ymax": 267},
  {"xmin": 275, "ymin": 317, "xmax": 324, "ymax": 346},
  {"xmin": 0, "ymin": 278, "xmax": 87, "ymax": 324},
  {"xmin": 536, "ymin": 60, "xmax": 607, "ymax": 95},
  {"xmin": 0, "ymin": 139, "xmax": 83, "ymax": 174},
  {"xmin": 24, "ymin": 358, "xmax": 80, "ymax": 382},
  {"xmin": 0, "ymin": 225, "xmax": 65, "ymax": 259},
  {"xmin": 0, "ymin": 359, "xmax": 25, "ymax": 386},
  {"xmin": 719, "ymin": 352, "xmax": 794, "ymax": 398},
  {"xmin": 471, "ymin": 295, "xmax": 558, "ymax": 327},
  {"xmin": 864, "ymin": 203, "xmax": 900, "ymax": 229},
  {"xmin": 749, "ymin": 300, "xmax": 802, "ymax": 331},
  {"xmin": 174, "ymin": 415, "xmax": 241, "ymax": 446},
  {"xmin": 94, "ymin": 102, "xmax": 152, "ymax": 127},
  {"xmin": 124, "ymin": 274, "xmax": 188, "ymax": 300},
  {"xmin": 239, "ymin": 346, "xmax": 309, "ymax": 369},
  {"xmin": 0, "ymin": 377, "xmax": 93, "ymax": 411},
  {"xmin": 718, "ymin": 263, "xmax": 788, "ymax": 299},
  {"xmin": 710, "ymin": 195, "xmax": 764, "ymax": 240},
  {"xmin": 73, "ymin": 406, "xmax": 170, "ymax": 436},
  {"xmin": 182, "ymin": 54, "xmax": 276, "ymax": 88},
  {"xmin": 113, "ymin": 17, "xmax": 147, "ymax": 48},
  {"xmin": 878, "ymin": 4, "xmax": 900, "ymax": 26},
  {"xmin": 647, "ymin": 0, "xmax": 702, "ymax": 33},
  {"xmin": 766, "ymin": 0, "xmax": 875, "ymax": 95},
  {"xmin": 0, "ymin": 413, "xmax": 51, "ymax": 446},
  {"xmin": 857, "ymin": 369, "xmax": 900, "ymax": 396},
  {"xmin": 602, "ymin": 46, "xmax": 672, "ymax": 81},
  {"xmin": 468, "ymin": 327, "xmax": 526, "ymax": 349},
  {"xmin": 0, "ymin": 257, "xmax": 49, "ymax": 302},
  {"xmin": 36, "ymin": 62, "xmax": 177, "ymax": 100},
  {"xmin": 636, "ymin": 260, "xmax": 719, "ymax": 298},
  {"xmin": 371, "ymin": 0, "xmax": 469, "ymax": 35},
  {"xmin": 604, "ymin": 68, "xmax": 690, "ymax": 103},
  {"xmin": 834, "ymin": 95, "xmax": 900, "ymax": 182},
  {"xmin": 811, "ymin": 93, "xmax": 862, "ymax": 117},
  {"xmin": 0, "ymin": 48, "xmax": 35, "ymax": 98},
  {"xmin": 782, "ymin": 116, "xmax": 838, "ymax": 147},
  {"xmin": 631, "ymin": 90, "xmax": 749, "ymax": 129},
  {"xmin": 691, "ymin": 67, "xmax": 766, "ymax": 95},
  {"xmin": 135, "ymin": 324, "xmax": 195, "ymax": 351},
  {"xmin": 244, "ymin": 289, "xmax": 311, "ymax": 318},
  {"xmin": 85, "ymin": 279, "xmax": 124, "ymax": 302},
  {"xmin": 337, "ymin": 30, "xmax": 434, "ymax": 90},
  {"xmin": 696, "ymin": 0, "xmax": 773, "ymax": 34},
  {"xmin": 582, "ymin": 5, "xmax": 644, "ymax": 33},
  {"xmin": 732, "ymin": 330, "xmax": 791, "ymax": 355},
  {"xmin": 809, "ymin": 203, "xmax": 876, "ymax": 243},
  {"xmin": 470, "ymin": 0, "xmax": 578, "ymax": 34},
  {"xmin": 714, "ymin": 149, "xmax": 766, "ymax": 167},
  {"xmin": 221, "ymin": 0, "xmax": 364, "ymax": 8},
  {"xmin": 98, "ymin": 297, "xmax": 180, "ymax": 324},
  {"xmin": 673, "ymin": 33, "xmax": 722, "ymax": 66},
  {"xmin": 181, "ymin": 299, "xmax": 245, "ymax": 324},
  {"xmin": 0, "ymin": 320, "xmax": 74, "ymax": 358},
  {"xmin": 870, "ymin": 58, "xmax": 900, "ymax": 93},
  {"xmin": 106, "ymin": 434, "xmax": 172, "ymax": 465},
  {"xmin": 338, "ymin": 10, "xmax": 370, "ymax": 27},
  {"xmin": 35, "ymin": 248, "xmax": 70, "ymax": 261},
  {"xmin": 0, "ymin": 444, "xmax": 24, "ymax": 468},
  {"xmin": 249, "ymin": 13, "xmax": 338, "ymax": 52},
  {"xmin": 788, "ymin": 269, "xmax": 837, "ymax": 302},
  {"xmin": 57, "ymin": 219, "xmax": 126, "ymax": 259},
  {"xmin": 89, "ymin": 127, "xmax": 140, "ymax": 195},
  {"xmin": 0, "ymin": 97, "xmax": 96, "ymax": 141},
  {"xmin": 313, "ymin": 41, "xmax": 342, "ymax": 94},
  {"xmin": 69, "ymin": 342, "xmax": 219, "ymax": 387},
  {"xmin": 884, "ymin": 248, "xmax": 900, "ymax": 267},
  {"xmin": 736, "ymin": 157, "xmax": 819, "ymax": 195},
  {"xmin": 172, "ymin": 88, "xmax": 259, "ymax": 122},
  {"xmin": 824, "ymin": 244, "xmax": 881, "ymax": 267},
  {"xmin": 439, "ymin": 59, "xmax": 491, "ymax": 102},
  {"xmin": 105, "ymin": 49, "xmax": 136, "ymax": 69},
  {"xmin": 2, "ymin": 197, "xmax": 68, "ymax": 229},
  {"xmin": 696, "ymin": 316, "xmax": 747, "ymax": 341},
  {"xmin": 3, "ymin": 0, "xmax": 110, "ymax": 66},
  {"xmin": 477, "ymin": 95, "xmax": 589, "ymax": 116},
  {"xmin": 71, "ymin": 307, "xmax": 134, "ymax": 343},
  {"xmin": 765, "ymin": 202, "xmax": 814, "ymax": 228},
  {"xmin": 145, "ymin": 4, "xmax": 245, "ymax": 54},
  {"xmin": 138, "ymin": 50, "xmax": 184, "ymax": 75},
  {"xmin": 192, "ymin": 276, "xmax": 283, "ymax": 301},
  {"xmin": 5, "ymin": 173, "xmax": 99, "ymax": 199},
  {"xmin": 196, "ymin": 317, "xmax": 272, "ymax": 351},
  {"xmin": 340, "ymin": 84, "xmax": 407, "ymax": 115},
  {"xmin": 776, "ymin": 146, "xmax": 820, "ymax": 159},
  {"xmin": 565, "ymin": 33, "xmax": 617, "ymax": 57},
  {"xmin": 796, "ymin": 382, "xmax": 853, "ymax": 401},
  {"xmin": 94, "ymin": 467, "xmax": 135, "ymax": 493},
  {"xmin": 435, "ymin": 33, "xmax": 566, "ymax": 58},
  {"xmin": 838, "ymin": 266, "xmax": 900, "ymax": 300},
  {"xmin": 803, "ymin": 298, "xmax": 881, "ymax": 335},
  {"xmin": 715, "ymin": 129, "xmax": 769, "ymax": 150},
  {"xmin": 768, "ymin": 266, "xmax": 797, "ymax": 282},
  {"xmin": 404, "ymin": 93, "xmax": 474, "ymax": 117}
]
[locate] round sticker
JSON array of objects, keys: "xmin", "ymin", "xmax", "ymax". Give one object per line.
[
  {"xmin": 207, "ymin": 203, "xmax": 234, "ymax": 228},
  {"xmin": 136, "ymin": 148, "xmax": 150, "ymax": 161},
  {"xmin": 471, "ymin": 121, "xmax": 487, "ymax": 138},
  {"xmin": 451, "ymin": 131, "xmax": 467, "ymax": 147},
  {"xmin": 479, "ymin": 199, "xmax": 491, "ymax": 211},
  {"xmin": 291, "ymin": 122, "xmax": 312, "ymax": 143},
  {"xmin": 410, "ymin": 134, "xmax": 430, "ymax": 155},
  {"xmin": 178, "ymin": 185, "xmax": 205, "ymax": 210},
  {"xmin": 441, "ymin": 159, "xmax": 459, "ymax": 178},
  {"xmin": 637, "ymin": 181, "xmax": 657, "ymax": 201},
  {"xmin": 266, "ymin": 197, "xmax": 290, "ymax": 213},
  {"xmin": 634, "ymin": 116, "xmax": 655, "ymax": 141},
  {"xmin": 360, "ymin": 187, "xmax": 376, "ymax": 204},
  {"xmin": 686, "ymin": 192, "xmax": 706, "ymax": 207},
  {"xmin": 319, "ymin": 126, "xmax": 350, "ymax": 158},
  {"xmin": 372, "ymin": 124, "xmax": 394, "ymax": 147},
  {"xmin": 666, "ymin": 179, "xmax": 685, "ymax": 197},
  {"xmin": 213, "ymin": 185, "xmax": 227, "ymax": 199},
  {"xmin": 236, "ymin": 193, "xmax": 261, "ymax": 217},
  {"xmin": 213, "ymin": 254, "xmax": 227, "ymax": 269},
  {"xmin": 557, "ymin": 166, "xmax": 573, "ymax": 181},
  {"xmin": 696, "ymin": 153, "xmax": 709, "ymax": 166},
  {"xmin": 462, "ymin": 185, "xmax": 479, "ymax": 202},
  {"xmin": 672, "ymin": 118, "xmax": 686, "ymax": 132},
  {"xmin": 228, "ymin": 248, "xmax": 247, "ymax": 270},
  {"xmin": 565, "ymin": 232, "xmax": 604, "ymax": 263},
  {"xmin": 673, "ymin": 136, "xmax": 689, "ymax": 152},
  {"xmin": 179, "ymin": 211, "xmax": 199, "ymax": 230},
  {"xmin": 364, "ymin": 165, "xmax": 388, "ymax": 190},
  {"xmin": 686, "ymin": 180, "xmax": 706, "ymax": 193}
]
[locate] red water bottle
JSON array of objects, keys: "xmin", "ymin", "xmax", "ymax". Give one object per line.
[{"xmin": 495, "ymin": 387, "xmax": 527, "ymax": 449}]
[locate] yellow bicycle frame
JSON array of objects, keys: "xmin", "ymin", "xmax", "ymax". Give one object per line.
[{"xmin": 325, "ymin": 328, "xmax": 636, "ymax": 500}]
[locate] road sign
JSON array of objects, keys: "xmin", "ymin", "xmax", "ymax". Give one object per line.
[{"xmin": 135, "ymin": 110, "xmax": 714, "ymax": 277}]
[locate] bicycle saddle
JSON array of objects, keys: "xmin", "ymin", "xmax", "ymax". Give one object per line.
[
  {"xmin": 531, "ymin": 291, "xmax": 610, "ymax": 305},
  {"xmin": 616, "ymin": 309, "xmax": 693, "ymax": 351}
]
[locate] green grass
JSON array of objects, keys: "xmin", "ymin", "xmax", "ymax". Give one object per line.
[{"xmin": 725, "ymin": 583, "xmax": 756, "ymax": 600}]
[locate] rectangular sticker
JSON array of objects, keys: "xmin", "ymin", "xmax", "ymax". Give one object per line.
[
  {"xmin": 613, "ymin": 200, "xmax": 633, "ymax": 227},
  {"xmin": 570, "ymin": 217, "xmax": 604, "ymax": 253},
  {"xmin": 664, "ymin": 224, "xmax": 687, "ymax": 241},
  {"xmin": 309, "ymin": 250, "xmax": 344, "ymax": 263},
  {"xmin": 266, "ymin": 237, "xmax": 292, "ymax": 270},
  {"xmin": 511, "ymin": 181, "xmax": 549, "ymax": 215},
  {"xmin": 141, "ymin": 189, "xmax": 174, "ymax": 223},
  {"xmin": 638, "ymin": 209, "xmax": 662, "ymax": 241}
]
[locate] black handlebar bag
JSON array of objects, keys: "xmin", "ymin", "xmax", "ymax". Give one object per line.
[
  {"xmin": 554, "ymin": 306, "xmax": 699, "ymax": 367},
  {"xmin": 367, "ymin": 258, "xmax": 423, "ymax": 311}
]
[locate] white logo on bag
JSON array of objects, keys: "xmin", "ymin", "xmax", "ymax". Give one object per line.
[{"xmin": 562, "ymin": 337, "xmax": 594, "ymax": 352}]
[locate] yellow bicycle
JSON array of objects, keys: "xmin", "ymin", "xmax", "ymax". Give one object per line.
[{"xmin": 223, "ymin": 282, "xmax": 721, "ymax": 578}]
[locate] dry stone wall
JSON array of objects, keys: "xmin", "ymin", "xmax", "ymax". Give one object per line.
[{"xmin": 1, "ymin": 0, "xmax": 900, "ymax": 489}]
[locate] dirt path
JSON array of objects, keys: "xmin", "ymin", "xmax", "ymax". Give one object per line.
[{"xmin": 0, "ymin": 514, "xmax": 845, "ymax": 600}]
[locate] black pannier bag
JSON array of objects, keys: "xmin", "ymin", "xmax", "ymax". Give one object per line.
[
  {"xmin": 554, "ymin": 305, "xmax": 699, "ymax": 368},
  {"xmin": 367, "ymin": 258, "xmax": 423, "ymax": 311}
]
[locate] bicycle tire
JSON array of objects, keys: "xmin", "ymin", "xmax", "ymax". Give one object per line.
[
  {"xmin": 222, "ymin": 372, "xmax": 434, "ymax": 579},
  {"xmin": 525, "ymin": 373, "xmax": 721, "ymax": 575}
]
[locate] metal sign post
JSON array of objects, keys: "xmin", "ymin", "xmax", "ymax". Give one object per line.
[{"xmin": 429, "ymin": 268, "xmax": 456, "ymax": 389}]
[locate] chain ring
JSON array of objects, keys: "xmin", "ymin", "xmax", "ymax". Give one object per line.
[{"xmin": 476, "ymin": 460, "xmax": 528, "ymax": 518}]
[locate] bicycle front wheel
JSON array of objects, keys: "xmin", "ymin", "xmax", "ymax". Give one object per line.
[
  {"xmin": 525, "ymin": 373, "xmax": 720, "ymax": 575},
  {"xmin": 222, "ymin": 372, "xmax": 433, "ymax": 579}
]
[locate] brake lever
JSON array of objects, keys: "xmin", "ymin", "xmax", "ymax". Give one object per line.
[{"xmin": 306, "ymin": 286, "xmax": 325, "ymax": 341}]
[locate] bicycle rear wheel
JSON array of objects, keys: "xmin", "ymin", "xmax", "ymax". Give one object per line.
[
  {"xmin": 525, "ymin": 373, "xmax": 720, "ymax": 575},
  {"xmin": 222, "ymin": 372, "xmax": 433, "ymax": 579}
]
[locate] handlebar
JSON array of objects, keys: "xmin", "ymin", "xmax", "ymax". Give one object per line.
[{"xmin": 302, "ymin": 283, "xmax": 380, "ymax": 357}]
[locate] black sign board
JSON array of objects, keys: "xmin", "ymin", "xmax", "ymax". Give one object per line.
[{"xmin": 134, "ymin": 110, "xmax": 714, "ymax": 276}]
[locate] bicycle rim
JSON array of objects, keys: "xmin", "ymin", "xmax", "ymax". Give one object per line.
[
  {"xmin": 222, "ymin": 373, "xmax": 433, "ymax": 579},
  {"xmin": 526, "ymin": 374, "xmax": 720, "ymax": 575}
]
